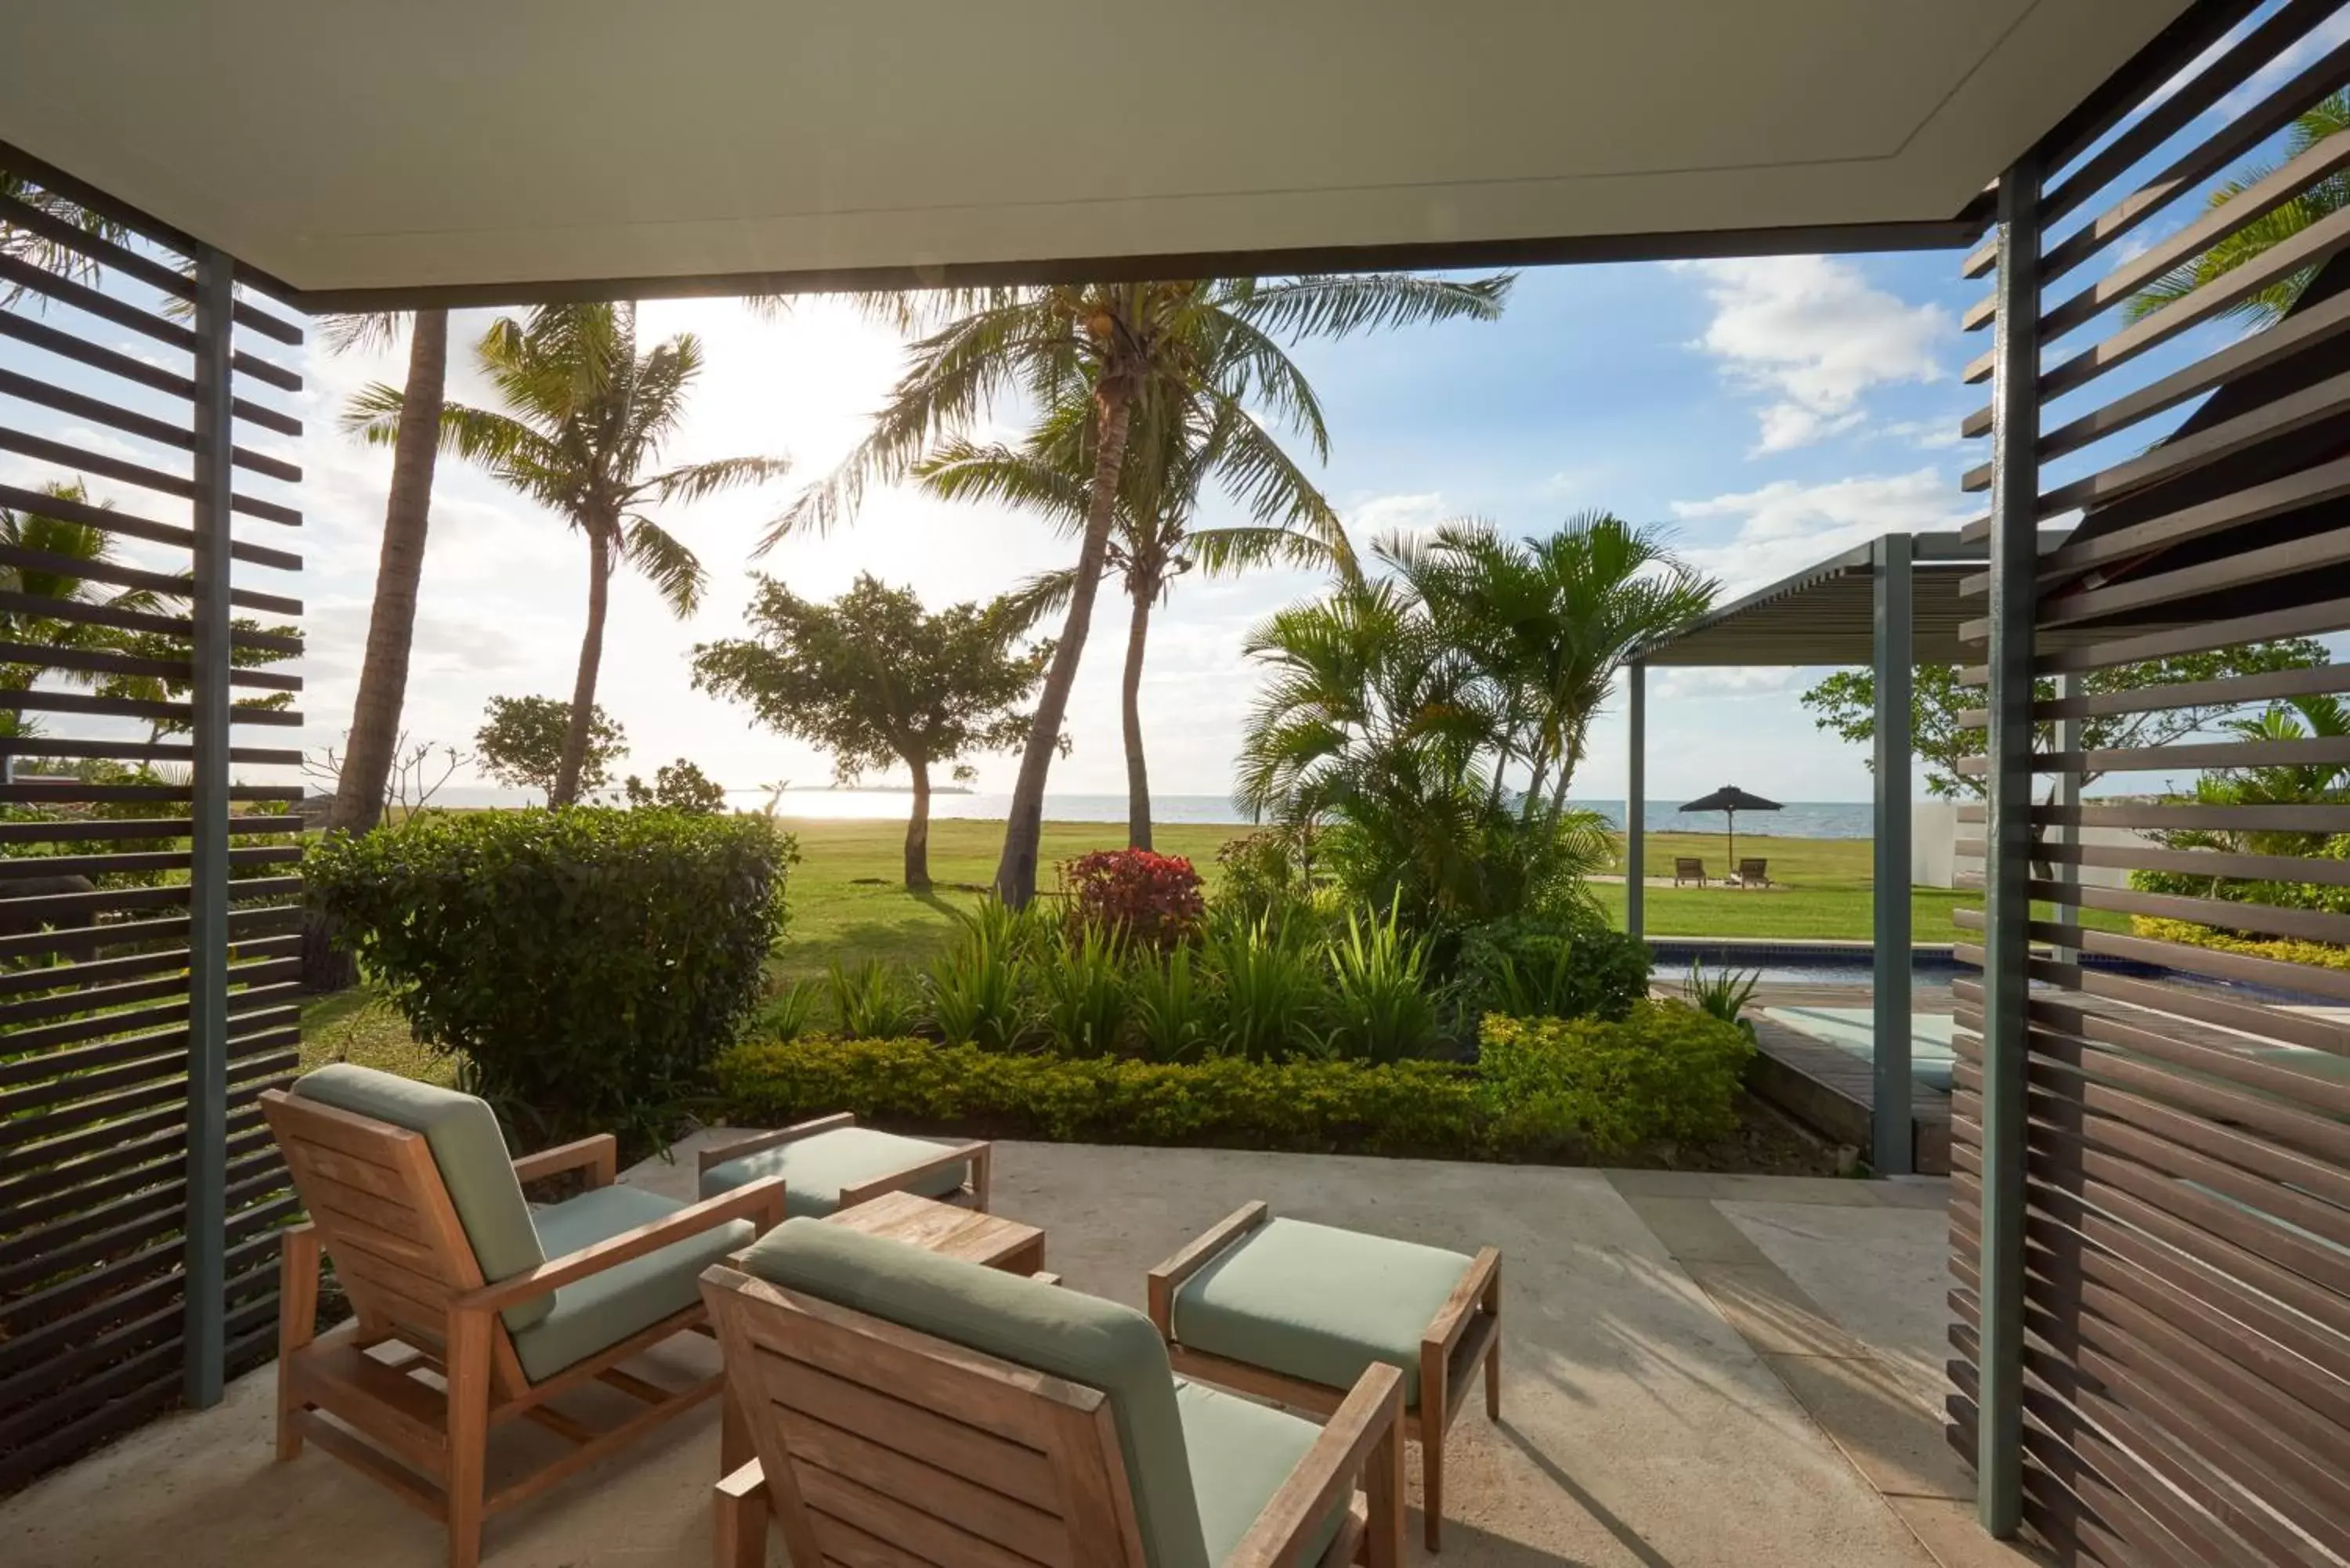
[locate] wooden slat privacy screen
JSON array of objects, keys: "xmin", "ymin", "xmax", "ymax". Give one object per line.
[
  {"xmin": 1951, "ymin": 2, "xmax": 2350, "ymax": 1563},
  {"xmin": 0, "ymin": 164, "xmax": 306, "ymax": 1487}
]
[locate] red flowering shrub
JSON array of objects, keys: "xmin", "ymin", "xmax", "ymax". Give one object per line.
[{"xmin": 1061, "ymin": 849, "xmax": 1206, "ymax": 946}]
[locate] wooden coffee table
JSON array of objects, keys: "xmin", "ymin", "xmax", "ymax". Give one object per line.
[{"xmin": 825, "ymin": 1188, "xmax": 1048, "ymax": 1276}]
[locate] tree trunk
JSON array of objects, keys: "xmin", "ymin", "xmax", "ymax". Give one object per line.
[
  {"xmin": 994, "ymin": 385, "xmax": 1134, "ymax": 907},
  {"xmin": 904, "ymin": 759, "xmax": 933, "ymax": 891},
  {"xmin": 553, "ymin": 523, "xmax": 613, "ymax": 807},
  {"xmin": 1122, "ymin": 583, "xmax": 1153, "ymax": 851},
  {"xmin": 305, "ymin": 309, "xmax": 447, "ymax": 992}
]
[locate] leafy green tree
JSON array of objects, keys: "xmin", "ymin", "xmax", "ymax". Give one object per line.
[
  {"xmin": 1799, "ymin": 641, "xmax": 2332, "ymax": 798},
  {"xmin": 2127, "ymin": 92, "xmax": 2350, "ymax": 327},
  {"xmin": 767, "ymin": 273, "xmax": 1510, "ymax": 905},
  {"xmin": 916, "ymin": 386, "xmax": 1350, "ymax": 851},
  {"xmin": 476, "ymin": 695, "xmax": 626, "ymax": 803},
  {"xmin": 0, "ymin": 482, "xmax": 146, "ymax": 732},
  {"xmin": 692, "ymin": 575, "xmax": 1051, "ymax": 890},
  {"xmin": 353, "ymin": 303, "xmax": 789, "ymax": 804},
  {"xmin": 624, "ymin": 759, "xmax": 727, "ymax": 815}
]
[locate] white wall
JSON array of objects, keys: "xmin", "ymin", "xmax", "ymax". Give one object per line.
[{"xmin": 1913, "ymin": 799, "xmax": 2142, "ymax": 890}]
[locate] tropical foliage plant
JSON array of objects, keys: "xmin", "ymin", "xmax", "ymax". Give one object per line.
[
  {"xmin": 1059, "ymin": 849, "xmax": 1206, "ymax": 947},
  {"xmin": 1237, "ymin": 515, "xmax": 1703, "ymax": 931}
]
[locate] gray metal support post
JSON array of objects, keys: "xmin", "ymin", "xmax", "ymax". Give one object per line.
[
  {"xmin": 1871, "ymin": 533, "xmax": 1914, "ymax": 1176},
  {"xmin": 2053, "ymin": 673, "xmax": 2081, "ymax": 966},
  {"xmin": 1978, "ymin": 154, "xmax": 2043, "ymax": 1537},
  {"xmin": 185, "ymin": 245, "xmax": 235, "ymax": 1408},
  {"xmin": 1626, "ymin": 661, "xmax": 1645, "ymax": 941}
]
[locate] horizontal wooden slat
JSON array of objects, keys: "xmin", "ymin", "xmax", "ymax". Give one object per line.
[
  {"xmin": 2035, "ymin": 596, "xmax": 2350, "ymax": 677},
  {"xmin": 0, "ymin": 543, "xmax": 302, "ymax": 619},
  {"xmin": 2021, "ymin": 836, "xmax": 2350, "ymax": 890},
  {"xmin": 2, "ymin": 1125, "xmax": 274, "ymax": 1234},
  {"xmin": 0, "ymin": 593, "xmax": 302, "ymax": 654},
  {"xmin": 2, "ymin": 688, "xmax": 305, "ymax": 726},
  {"xmin": 2037, "ymin": 0, "xmax": 2342, "ymax": 230},
  {"xmin": 0, "ymin": 253, "xmax": 194, "ymax": 351},
  {"xmin": 1996, "ymin": 663, "xmax": 2350, "ymax": 729},
  {"xmin": 0, "ymin": 736, "xmax": 305, "ymax": 766},
  {"xmin": 0, "ymin": 844, "xmax": 300, "ymax": 880},
  {"xmin": 2039, "ymin": 17, "xmax": 2350, "ymax": 286},
  {"xmin": 0, "ymin": 959, "xmax": 298, "ymax": 1038},
  {"xmin": 2, "ymin": 992, "xmax": 302, "ymax": 1084},
  {"xmin": 0, "ymin": 874, "xmax": 305, "ymax": 923},
  {"xmin": 0, "ymin": 901, "xmax": 305, "ymax": 963},
  {"xmin": 0, "ymin": 1365, "xmax": 183, "ymax": 1493},
  {"xmin": 1954, "ymin": 732, "xmax": 2350, "ymax": 777},
  {"xmin": 1964, "ymin": 201, "xmax": 2350, "ymax": 392},
  {"xmin": 1, "ymin": 1046, "xmax": 300, "ymax": 1153},
  {"xmin": 2026, "ymin": 876, "xmax": 2350, "ymax": 948},
  {"xmin": 2016, "ymin": 955, "xmax": 2350, "ymax": 1073},
  {"xmin": 0, "ymin": 427, "xmax": 301, "ymax": 527},
  {"xmin": 0, "ymin": 482, "xmax": 302, "ymax": 573},
  {"xmin": 0, "ymin": 367, "xmax": 302, "ymax": 483},
  {"xmin": 0, "ymin": 310, "xmax": 303, "ymax": 438},
  {"xmin": 0, "ymin": 815, "xmax": 304, "ymax": 844},
  {"xmin": 0, "ymin": 933, "xmax": 298, "ymax": 998},
  {"xmin": 0, "ymin": 641, "xmax": 305, "ymax": 691}
]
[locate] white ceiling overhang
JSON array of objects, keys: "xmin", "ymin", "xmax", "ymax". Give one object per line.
[{"xmin": 0, "ymin": 1, "xmax": 2195, "ymax": 306}]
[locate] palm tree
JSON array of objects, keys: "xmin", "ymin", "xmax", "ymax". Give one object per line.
[
  {"xmin": 766, "ymin": 274, "xmax": 1510, "ymax": 905},
  {"xmin": 914, "ymin": 388, "xmax": 1354, "ymax": 849},
  {"xmin": 2126, "ymin": 92, "xmax": 2350, "ymax": 327},
  {"xmin": 324, "ymin": 310, "xmax": 450, "ymax": 836},
  {"xmin": 1387, "ymin": 515, "xmax": 1716, "ymax": 825},
  {"xmin": 351, "ymin": 303, "xmax": 790, "ymax": 804},
  {"xmin": 1237, "ymin": 518, "xmax": 1711, "ymax": 923}
]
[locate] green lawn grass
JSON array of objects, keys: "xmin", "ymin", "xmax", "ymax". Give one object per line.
[{"xmin": 301, "ymin": 815, "xmax": 2095, "ymax": 1071}]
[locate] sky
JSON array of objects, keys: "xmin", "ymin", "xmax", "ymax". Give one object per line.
[
  {"xmin": 9, "ymin": 0, "xmax": 2341, "ymax": 812},
  {"xmin": 284, "ymin": 251, "xmax": 1989, "ymax": 807}
]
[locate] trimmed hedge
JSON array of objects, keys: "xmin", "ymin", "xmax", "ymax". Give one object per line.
[
  {"xmin": 309, "ymin": 807, "xmax": 795, "ymax": 1147},
  {"xmin": 1479, "ymin": 1003, "xmax": 1753, "ymax": 1157},
  {"xmin": 2131, "ymin": 914, "xmax": 2350, "ymax": 974},
  {"xmin": 714, "ymin": 999, "xmax": 1751, "ymax": 1162}
]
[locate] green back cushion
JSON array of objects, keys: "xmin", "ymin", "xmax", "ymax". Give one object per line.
[
  {"xmin": 740, "ymin": 1218, "xmax": 1209, "ymax": 1568},
  {"xmin": 700, "ymin": 1125, "xmax": 968, "ymax": 1216},
  {"xmin": 291, "ymin": 1064, "xmax": 553, "ymax": 1334}
]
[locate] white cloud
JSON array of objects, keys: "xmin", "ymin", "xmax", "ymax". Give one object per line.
[
  {"xmin": 1343, "ymin": 490, "xmax": 1449, "ymax": 540},
  {"xmin": 1671, "ymin": 468, "xmax": 1972, "ymax": 591},
  {"xmin": 1881, "ymin": 418, "xmax": 1964, "ymax": 450},
  {"xmin": 1653, "ymin": 665, "xmax": 1801, "ymax": 701},
  {"xmin": 1676, "ymin": 256, "xmax": 1952, "ymax": 454}
]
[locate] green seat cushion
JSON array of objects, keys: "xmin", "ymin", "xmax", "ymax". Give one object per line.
[
  {"xmin": 509, "ymin": 1183, "xmax": 754, "ymax": 1382},
  {"xmin": 1171, "ymin": 1218, "xmax": 1472, "ymax": 1408},
  {"xmin": 741, "ymin": 1218, "xmax": 1211, "ymax": 1568},
  {"xmin": 291, "ymin": 1064, "xmax": 552, "ymax": 1335},
  {"xmin": 700, "ymin": 1125, "xmax": 969, "ymax": 1217},
  {"xmin": 1176, "ymin": 1379, "xmax": 1345, "ymax": 1567}
]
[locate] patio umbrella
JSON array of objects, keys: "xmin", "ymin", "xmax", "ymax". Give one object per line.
[{"xmin": 1679, "ymin": 785, "xmax": 1781, "ymax": 869}]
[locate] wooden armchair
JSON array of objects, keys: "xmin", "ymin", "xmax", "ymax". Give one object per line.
[
  {"xmin": 1672, "ymin": 856, "xmax": 1708, "ymax": 887},
  {"xmin": 262, "ymin": 1066, "xmax": 786, "ymax": 1568},
  {"xmin": 697, "ymin": 1110, "xmax": 990, "ymax": 1216},
  {"xmin": 703, "ymin": 1217, "xmax": 1407, "ymax": 1568},
  {"xmin": 1737, "ymin": 858, "xmax": 1770, "ymax": 888}
]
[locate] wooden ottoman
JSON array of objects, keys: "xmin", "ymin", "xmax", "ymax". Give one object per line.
[{"xmin": 1148, "ymin": 1201, "xmax": 1501, "ymax": 1552}]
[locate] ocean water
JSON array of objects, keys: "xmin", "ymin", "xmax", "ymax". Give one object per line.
[
  {"xmin": 740, "ymin": 790, "xmax": 1877, "ymax": 837},
  {"xmin": 423, "ymin": 786, "xmax": 1876, "ymax": 837}
]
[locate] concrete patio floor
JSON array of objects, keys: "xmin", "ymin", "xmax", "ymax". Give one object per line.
[{"xmin": 2, "ymin": 1139, "xmax": 2041, "ymax": 1568}]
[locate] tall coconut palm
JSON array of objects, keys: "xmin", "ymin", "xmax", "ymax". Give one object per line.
[
  {"xmin": 766, "ymin": 273, "xmax": 1509, "ymax": 905},
  {"xmin": 351, "ymin": 302, "xmax": 790, "ymax": 804},
  {"xmin": 324, "ymin": 310, "xmax": 449, "ymax": 836},
  {"xmin": 2126, "ymin": 91, "xmax": 2350, "ymax": 327},
  {"xmin": 913, "ymin": 388, "xmax": 1354, "ymax": 849}
]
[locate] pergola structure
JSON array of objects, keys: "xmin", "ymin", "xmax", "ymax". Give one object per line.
[
  {"xmin": 1628, "ymin": 531, "xmax": 1991, "ymax": 1175},
  {"xmin": 8, "ymin": 5, "xmax": 2349, "ymax": 1564}
]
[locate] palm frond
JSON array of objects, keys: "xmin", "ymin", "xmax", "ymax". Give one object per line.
[
  {"xmin": 619, "ymin": 515, "xmax": 707, "ymax": 616},
  {"xmin": 644, "ymin": 455, "xmax": 794, "ymax": 507}
]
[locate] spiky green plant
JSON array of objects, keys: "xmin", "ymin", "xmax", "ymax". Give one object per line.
[
  {"xmin": 925, "ymin": 904, "xmax": 1036, "ymax": 1050},
  {"xmin": 1321, "ymin": 898, "xmax": 1442, "ymax": 1063},
  {"xmin": 1130, "ymin": 943, "xmax": 1211, "ymax": 1063},
  {"xmin": 1203, "ymin": 912, "xmax": 1329, "ymax": 1060},
  {"xmin": 1036, "ymin": 921, "xmax": 1131, "ymax": 1057},
  {"xmin": 829, "ymin": 957, "xmax": 923, "ymax": 1039},
  {"xmin": 1684, "ymin": 963, "xmax": 1761, "ymax": 1039}
]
